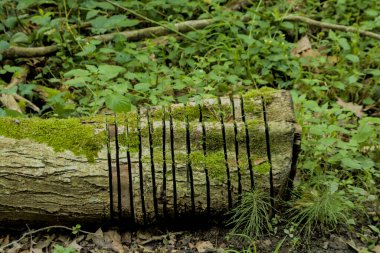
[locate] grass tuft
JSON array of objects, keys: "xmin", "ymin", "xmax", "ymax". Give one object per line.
[
  {"xmin": 290, "ymin": 184, "xmax": 354, "ymax": 238},
  {"xmin": 227, "ymin": 190, "xmax": 271, "ymax": 238}
]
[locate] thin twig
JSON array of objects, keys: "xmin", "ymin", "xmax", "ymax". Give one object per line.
[
  {"xmin": 140, "ymin": 232, "xmax": 183, "ymax": 245},
  {"xmin": 13, "ymin": 94, "xmax": 40, "ymax": 112},
  {"xmin": 0, "ymin": 225, "xmax": 94, "ymax": 251},
  {"xmin": 283, "ymin": 15, "xmax": 380, "ymax": 40}
]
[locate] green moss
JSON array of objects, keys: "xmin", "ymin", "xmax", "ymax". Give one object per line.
[
  {"xmin": 0, "ymin": 117, "xmax": 104, "ymax": 161},
  {"xmin": 170, "ymin": 105, "xmax": 200, "ymax": 121},
  {"xmin": 246, "ymin": 119, "xmax": 264, "ymax": 129},
  {"xmin": 189, "ymin": 151, "xmax": 226, "ymax": 182},
  {"xmin": 243, "ymin": 87, "xmax": 277, "ymax": 103},
  {"xmin": 254, "ymin": 161, "xmax": 271, "ymax": 175}
]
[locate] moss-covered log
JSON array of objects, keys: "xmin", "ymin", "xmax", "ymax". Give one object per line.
[{"xmin": 0, "ymin": 88, "xmax": 299, "ymax": 226}]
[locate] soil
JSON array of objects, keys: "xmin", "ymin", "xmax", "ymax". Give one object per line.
[{"xmin": 0, "ymin": 223, "xmax": 373, "ymax": 253}]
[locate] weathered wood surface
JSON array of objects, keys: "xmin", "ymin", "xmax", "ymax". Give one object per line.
[{"xmin": 0, "ymin": 89, "xmax": 298, "ymax": 226}]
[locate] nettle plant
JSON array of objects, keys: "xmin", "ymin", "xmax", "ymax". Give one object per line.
[{"xmin": 292, "ymin": 90, "xmax": 379, "ymax": 200}]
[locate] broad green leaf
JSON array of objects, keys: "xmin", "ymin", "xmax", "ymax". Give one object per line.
[
  {"xmin": 237, "ymin": 34, "xmax": 255, "ymax": 46},
  {"xmin": 11, "ymin": 32, "xmax": 30, "ymax": 44},
  {"xmin": 4, "ymin": 17, "xmax": 17, "ymax": 29},
  {"xmin": 18, "ymin": 83, "xmax": 36, "ymax": 96},
  {"xmin": 105, "ymin": 94, "xmax": 131, "ymax": 113},
  {"xmin": 341, "ymin": 158, "xmax": 362, "ymax": 170},
  {"xmin": 90, "ymin": 16, "xmax": 108, "ymax": 28},
  {"xmin": 98, "ymin": 65, "xmax": 126, "ymax": 81},
  {"xmin": 280, "ymin": 21, "xmax": 294, "ymax": 30},
  {"xmin": 134, "ymin": 83, "xmax": 151, "ymax": 92},
  {"xmin": 64, "ymin": 69, "xmax": 90, "ymax": 78},
  {"xmin": 17, "ymin": 0, "xmax": 37, "ymax": 10},
  {"xmin": 96, "ymin": 2, "xmax": 115, "ymax": 10},
  {"xmin": 0, "ymin": 41, "xmax": 10, "ymax": 52},
  {"xmin": 86, "ymin": 10, "xmax": 99, "ymax": 20},
  {"xmin": 365, "ymin": 9, "xmax": 378, "ymax": 17},
  {"xmin": 368, "ymin": 69, "xmax": 380, "ymax": 76},
  {"xmin": 85, "ymin": 65, "xmax": 98, "ymax": 73},
  {"xmin": 0, "ymin": 86, "xmax": 18, "ymax": 95},
  {"xmin": 64, "ymin": 77, "xmax": 91, "ymax": 87},
  {"xmin": 345, "ymin": 54, "xmax": 359, "ymax": 63},
  {"xmin": 3, "ymin": 65, "xmax": 23, "ymax": 73},
  {"xmin": 76, "ymin": 44, "xmax": 96, "ymax": 56},
  {"xmin": 338, "ymin": 38, "xmax": 350, "ymax": 50}
]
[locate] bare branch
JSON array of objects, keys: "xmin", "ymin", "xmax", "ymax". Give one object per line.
[
  {"xmin": 2, "ymin": 45, "xmax": 58, "ymax": 60},
  {"xmin": 0, "ymin": 225, "xmax": 94, "ymax": 251},
  {"xmin": 91, "ymin": 18, "xmax": 213, "ymax": 43},
  {"xmin": 14, "ymin": 94, "xmax": 40, "ymax": 112},
  {"xmin": 283, "ymin": 15, "xmax": 380, "ymax": 40}
]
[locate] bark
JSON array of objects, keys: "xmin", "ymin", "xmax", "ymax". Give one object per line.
[
  {"xmin": 283, "ymin": 15, "xmax": 380, "ymax": 40},
  {"xmin": 0, "ymin": 90, "xmax": 299, "ymax": 226},
  {"xmin": 1, "ymin": 45, "xmax": 59, "ymax": 60}
]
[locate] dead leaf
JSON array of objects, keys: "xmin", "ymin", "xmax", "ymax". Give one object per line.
[
  {"xmin": 68, "ymin": 240, "xmax": 82, "ymax": 252},
  {"xmin": 300, "ymin": 49, "xmax": 320, "ymax": 58},
  {"xmin": 88, "ymin": 228, "xmax": 107, "ymax": 248},
  {"xmin": 291, "ymin": 35, "xmax": 312, "ymax": 56},
  {"xmin": 1, "ymin": 235, "xmax": 10, "ymax": 246},
  {"xmin": 7, "ymin": 243, "xmax": 22, "ymax": 253},
  {"xmin": 254, "ymin": 159, "xmax": 266, "ymax": 166},
  {"xmin": 104, "ymin": 230, "xmax": 124, "ymax": 253},
  {"xmin": 373, "ymin": 245, "xmax": 380, "ymax": 253},
  {"xmin": 337, "ymin": 98, "xmax": 365, "ymax": 118},
  {"xmin": 195, "ymin": 241, "xmax": 213, "ymax": 253},
  {"xmin": 121, "ymin": 232, "xmax": 132, "ymax": 245}
]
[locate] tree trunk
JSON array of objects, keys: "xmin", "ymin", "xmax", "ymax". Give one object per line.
[{"xmin": 0, "ymin": 89, "xmax": 299, "ymax": 226}]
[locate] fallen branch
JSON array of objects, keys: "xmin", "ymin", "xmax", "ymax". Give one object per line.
[
  {"xmin": 140, "ymin": 232, "xmax": 183, "ymax": 245},
  {"xmin": 92, "ymin": 18, "xmax": 213, "ymax": 43},
  {"xmin": 1, "ymin": 18, "xmax": 214, "ymax": 60},
  {"xmin": 0, "ymin": 225, "xmax": 94, "ymax": 251},
  {"xmin": 283, "ymin": 15, "xmax": 380, "ymax": 40},
  {"xmin": 14, "ymin": 93, "xmax": 40, "ymax": 112},
  {"xmin": 0, "ymin": 65, "xmax": 39, "ymax": 113},
  {"xmin": 2, "ymin": 45, "xmax": 58, "ymax": 60},
  {"xmin": 5, "ymin": 13, "xmax": 378, "ymax": 60}
]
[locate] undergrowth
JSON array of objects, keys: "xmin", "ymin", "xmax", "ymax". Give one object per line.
[{"xmin": 0, "ymin": 0, "xmax": 379, "ymax": 251}]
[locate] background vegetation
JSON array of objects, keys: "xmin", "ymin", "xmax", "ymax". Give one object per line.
[{"xmin": 0, "ymin": 0, "xmax": 379, "ymax": 251}]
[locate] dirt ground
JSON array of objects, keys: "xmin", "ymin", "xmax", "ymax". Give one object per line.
[{"xmin": 0, "ymin": 222, "xmax": 375, "ymax": 253}]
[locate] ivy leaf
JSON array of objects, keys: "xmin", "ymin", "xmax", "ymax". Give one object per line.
[{"xmin": 105, "ymin": 94, "xmax": 131, "ymax": 113}]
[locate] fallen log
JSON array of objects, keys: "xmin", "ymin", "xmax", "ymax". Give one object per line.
[{"xmin": 0, "ymin": 89, "xmax": 300, "ymax": 226}]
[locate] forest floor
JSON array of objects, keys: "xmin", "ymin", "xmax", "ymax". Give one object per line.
[{"xmin": 0, "ymin": 223, "xmax": 372, "ymax": 253}]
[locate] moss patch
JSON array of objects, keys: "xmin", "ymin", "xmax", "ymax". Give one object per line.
[
  {"xmin": 189, "ymin": 151, "xmax": 227, "ymax": 182},
  {"xmin": 0, "ymin": 117, "xmax": 104, "ymax": 161},
  {"xmin": 243, "ymin": 87, "xmax": 277, "ymax": 103},
  {"xmin": 254, "ymin": 161, "xmax": 271, "ymax": 175}
]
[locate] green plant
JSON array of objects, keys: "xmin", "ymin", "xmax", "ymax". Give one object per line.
[
  {"xmin": 227, "ymin": 190, "xmax": 271, "ymax": 238},
  {"xmin": 53, "ymin": 245, "xmax": 78, "ymax": 253},
  {"xmin": 289, "ymin": 181, "xmax": 354, "ymax": 238}
]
